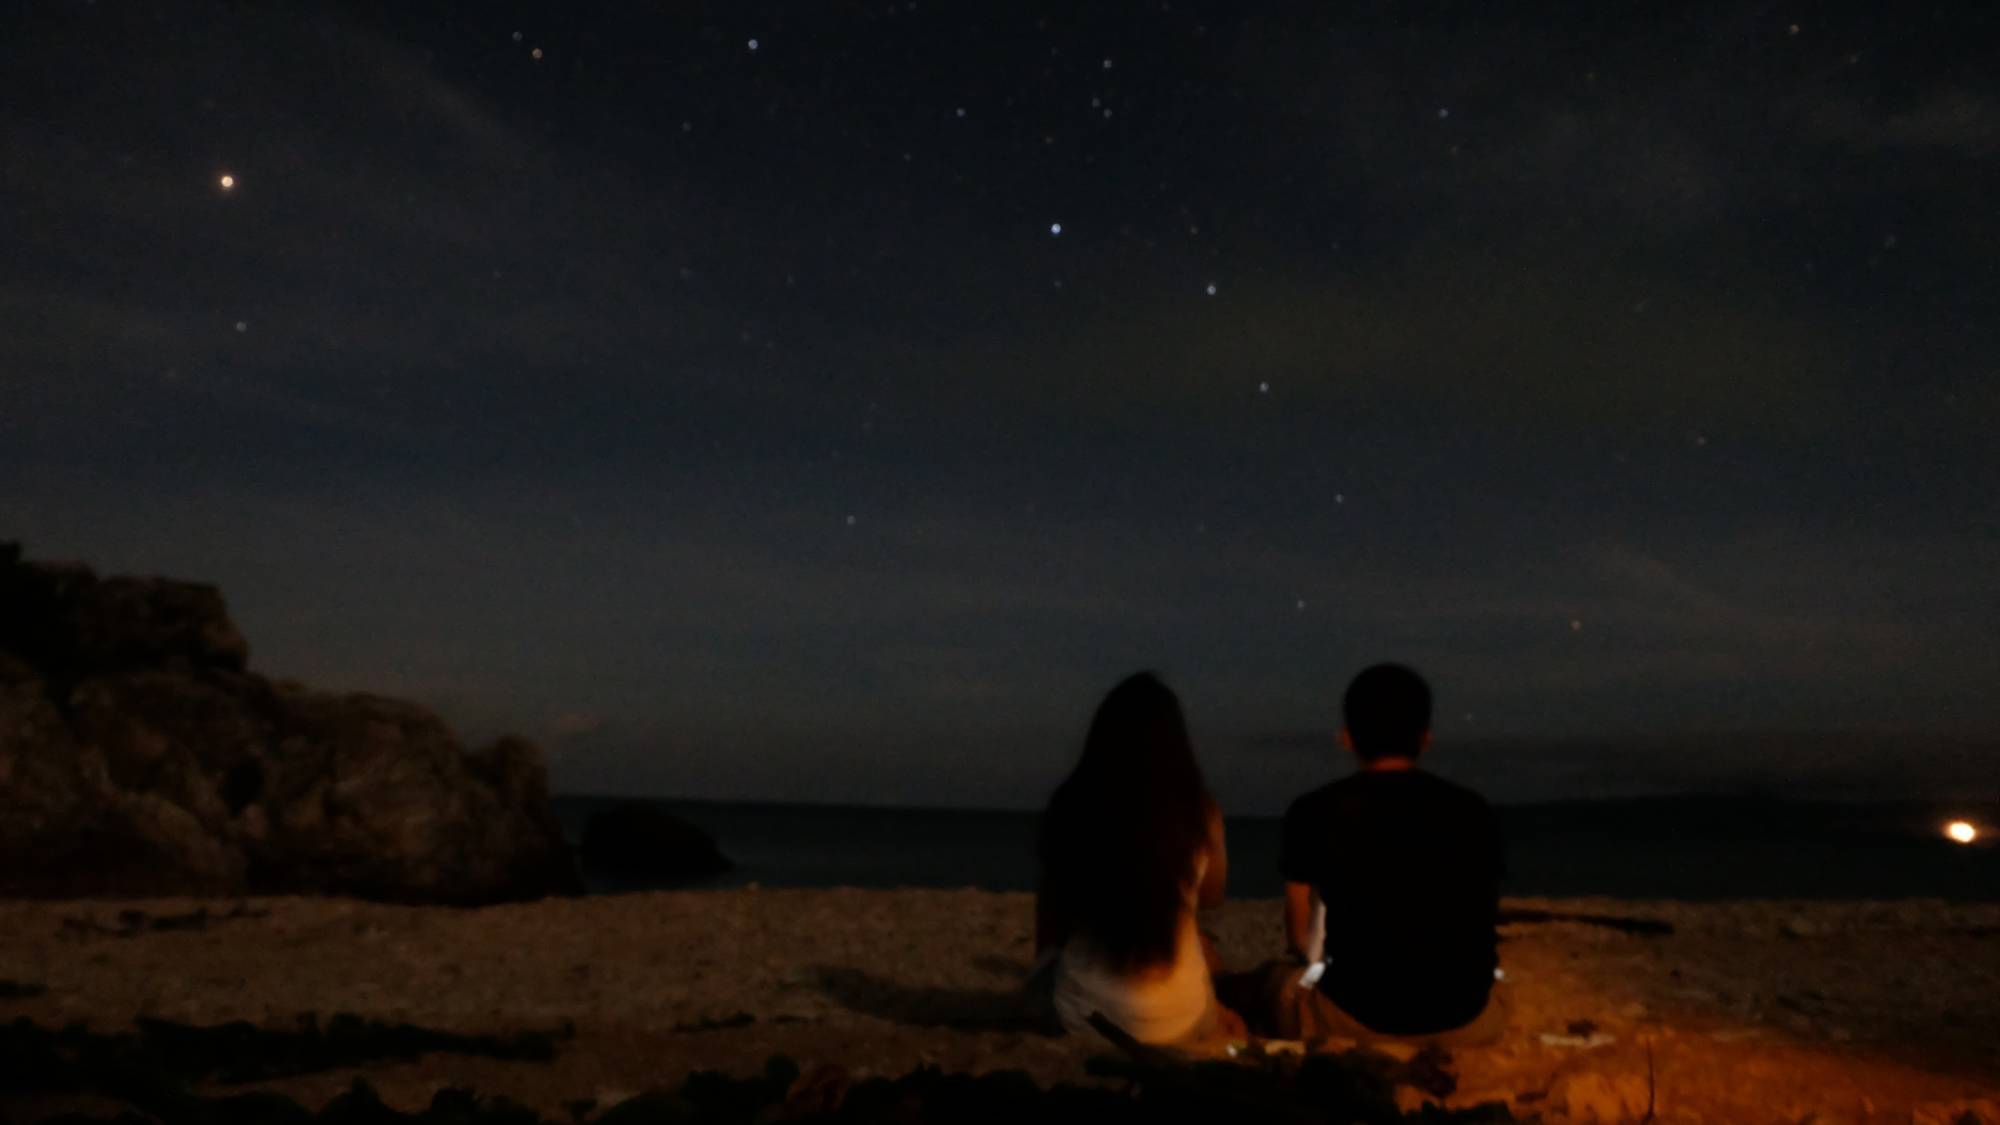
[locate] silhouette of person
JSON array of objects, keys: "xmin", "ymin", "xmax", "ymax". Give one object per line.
[
  {"xmin": 1033, "ymin": 672, "xmax": 1245, "ymax": 1048},
  {"xmin": 1245, "ymin": 663, "xmax": 1507, "ymax": 1044}
]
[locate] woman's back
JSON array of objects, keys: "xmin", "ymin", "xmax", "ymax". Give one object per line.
[
  {"xmin": 1034, "ymin": 673, "xmax": 1229, "ymax": 1046},
  {"xmin": 1048, "ymin": 842, "xmax": 1217, "ymax": 1042}
]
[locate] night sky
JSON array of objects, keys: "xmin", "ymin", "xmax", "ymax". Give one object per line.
[{"xmin": 4, "ymin": 2, "xmax": 1996, "ymax": 809}]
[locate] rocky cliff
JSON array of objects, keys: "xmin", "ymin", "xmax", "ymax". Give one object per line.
[{"xmin": 0, "ymin": 543, "xmax": 581, "ymax": 903}]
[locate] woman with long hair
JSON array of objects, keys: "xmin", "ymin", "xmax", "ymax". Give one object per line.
[{"xmin": 1034, "ymin": 672, "xmax": 1243, "ymax": 1047}]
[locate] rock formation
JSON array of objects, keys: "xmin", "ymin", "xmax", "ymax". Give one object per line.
[
  {"xmin": 0, "ymin": 542, "xmax": 582, "ymax": 903},
  {"xmin": 579, "ymin": 801, "xmax": 733, "ymax": 885}
]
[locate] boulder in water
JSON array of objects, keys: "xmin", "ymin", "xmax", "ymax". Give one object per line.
[{"xmin": 580, "ymin": 802, "xmax": 733, "ymax": 885}]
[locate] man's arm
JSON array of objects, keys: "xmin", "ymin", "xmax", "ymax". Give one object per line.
[{"xmin": 1283, "ymin": 881, "xmax": 1317, "ymax": 961}]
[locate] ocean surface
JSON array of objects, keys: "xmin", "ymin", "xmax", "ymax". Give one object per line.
[{"xmin": 551, "ymin": 795, "xmax": 2000, "ymax": 901}]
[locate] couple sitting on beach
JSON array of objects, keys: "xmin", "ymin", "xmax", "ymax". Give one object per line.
[{"xmin": 1033, "ymin": 664, "xmax": 1505, "ymax": 1051}]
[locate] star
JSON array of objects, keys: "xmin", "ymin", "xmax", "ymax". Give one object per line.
[
  {"xmin": 217, "ymin": 174, "xmax": 235, "ymax": 190},
  {"xmin": 1049, "ymin": 222, "xmax": 1062, "ymax": 236}
]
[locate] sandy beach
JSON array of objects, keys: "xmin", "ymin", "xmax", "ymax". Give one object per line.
[{"xmin": 4, "ymin": 891, "xmax": 1997, "ymax": 1123}]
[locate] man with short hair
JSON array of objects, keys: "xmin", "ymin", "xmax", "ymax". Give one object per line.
[{"xmin": 1260, "ymin": 663, "xmax": 1507, "ymax": 1044}]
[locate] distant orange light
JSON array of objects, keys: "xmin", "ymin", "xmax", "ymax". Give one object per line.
[
  {"xmin": 218, "ymin": 174, "xmax": 235, "ymax": 190},
  {"xmin": 1945, "ymin": 820, "xmax": 1978, "ymax": 845}
]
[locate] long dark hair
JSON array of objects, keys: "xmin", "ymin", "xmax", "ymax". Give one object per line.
[{"xmin": 1037, "ymin": 672, "xmax": 1214, "ymax": 972}]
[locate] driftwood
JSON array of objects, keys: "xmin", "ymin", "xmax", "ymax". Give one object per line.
[
  {"xmin": 59, "ymin": 902, "xmax": 272, "ymax": 940},
  {"xmin": 668, "ymin": 1011, "xmax": 756, "ymax": 1034},
  {"xmin": 1498, "ymin": 908, "xmax": 1674, "ymax": 937}
]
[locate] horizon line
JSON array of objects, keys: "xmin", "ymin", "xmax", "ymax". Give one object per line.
[{"xmin": 548, "ymin": 790, "xmax": 2000, "ymax": 816}]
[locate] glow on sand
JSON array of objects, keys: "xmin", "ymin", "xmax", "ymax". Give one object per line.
[{"xmin": 1944, "ymin": 820, "xmax": 1978, "ymax": 845}]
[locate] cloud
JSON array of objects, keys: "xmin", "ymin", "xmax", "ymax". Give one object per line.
[
  {"xmin": 1803, "ymin": 90, "xmax": 2000, "ymax": 159},
  {"xmin": 546, "ymin": 711, "xmax": 610, "ymax": 741},
  {"xmin": 853, "ymin": 240, "xmax": 1857, "ymax": 443},
  {"xmin": 10, "ymin": 463, "xmax": 1998, "ymax": 806},
  {"xmin": 0, "ymin": 7, "xmax": 769, "ymax": 462},
  {"xmin": 1244, "ymin": 731, "xmax": 1339, "ymax": 756}
]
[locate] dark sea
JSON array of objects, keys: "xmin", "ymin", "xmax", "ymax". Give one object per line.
[{"xmin": 551, "ymin": 795, "xmax": 2000, "ymax": 901}]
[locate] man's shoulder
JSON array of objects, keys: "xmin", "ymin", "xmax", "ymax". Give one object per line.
[
  {"xmin": 1405, "ymin": 770, "xmax": 1498, "ymax": 817},
  {"xmin": 1418, "ymin": 769, "xmax": 1491, "ymax": 802},
  {"xmin": 1282, "ymin": 778, "xmax": 1351, "ymax": 821},
  {"xmin": 1284, "ymin": 770, "xmax": 1495, "ymax": 816}
]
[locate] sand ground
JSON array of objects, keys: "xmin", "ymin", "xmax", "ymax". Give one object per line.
[{"xmin": 3, "ymin": 891, "xmax": 1997, "ymax": 1123}]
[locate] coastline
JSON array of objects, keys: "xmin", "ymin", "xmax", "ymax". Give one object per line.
[
  {"xmin": 4, "ymin": 890, "xmax": 1996, "ymax": 1122},
  {"xmin": 550, "ymin": 795, "xmax": 2000, "ymax": 901}
]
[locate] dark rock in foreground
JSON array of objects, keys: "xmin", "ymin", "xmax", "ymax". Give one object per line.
[
  {"xmin": 1, "ymin": 1014, "xmax": 1514, "ymax": 1124},
  {"xmin": 0, "ymin": 542, "xmax": 583, "ymax": 904},
  {"xmin": 580, "ymin": 801, "xmax": 733, "ymax": 886}
]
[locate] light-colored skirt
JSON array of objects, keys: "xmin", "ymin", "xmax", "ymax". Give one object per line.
[{"xmin": 1046, "ymin": 926, "xmax": 1218, "ymax": 1046}]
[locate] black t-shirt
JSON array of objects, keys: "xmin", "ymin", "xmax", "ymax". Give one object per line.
[{"xmin": 1279, "ymin": 769, "xmax": 1503, "ymax": 1034}]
